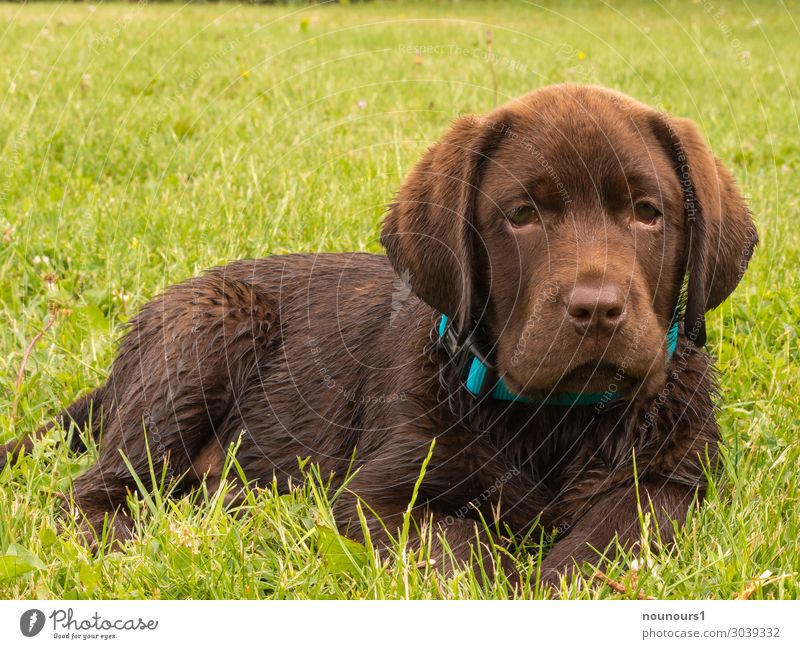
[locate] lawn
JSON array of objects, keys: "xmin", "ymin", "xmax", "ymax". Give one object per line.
[{"xmin": 0, "ymin": 0, "xmax": 797, "ymax": 599}]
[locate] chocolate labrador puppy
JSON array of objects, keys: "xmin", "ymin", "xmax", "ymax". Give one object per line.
[{"xmin": 1, "ymin": 84, "xmax": 756, "ymax": 587}]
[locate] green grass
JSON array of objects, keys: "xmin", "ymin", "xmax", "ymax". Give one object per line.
[{"xmin": 0, "ymin": 0, "xmax": 798, "ymax": 599}]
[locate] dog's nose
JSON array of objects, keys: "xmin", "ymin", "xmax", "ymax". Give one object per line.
[{"xmin": 565, "ymin": 283, "xmax": 626, "ymax": 335}]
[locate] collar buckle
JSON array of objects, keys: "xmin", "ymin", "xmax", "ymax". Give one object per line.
[{"xmin": 438, "ymin": 316, "xmax": 498, "ymax": 400}]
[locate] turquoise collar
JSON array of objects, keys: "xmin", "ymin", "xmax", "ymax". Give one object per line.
[{"xmin": 437, "ymin": 315, "xmax": 680, "ymax": 407}]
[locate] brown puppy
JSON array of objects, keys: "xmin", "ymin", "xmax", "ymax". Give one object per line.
[{"xmin": 1, "ymin": 84, "xmax": 756, "ymax": 587}]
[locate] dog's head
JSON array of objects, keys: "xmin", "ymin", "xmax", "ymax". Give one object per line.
[{"xmin": 381, "ymin": 84, "xmax": 757, "ymax": 400}]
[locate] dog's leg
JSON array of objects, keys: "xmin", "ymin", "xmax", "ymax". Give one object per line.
[
  {"xmin": 332, "ymin": 428, "xmax": 556, "ymax": 582},
  {"xmin": 335, "ymin": 495, "xmax": 518, "ymax": 583},
  {"xmin": 538, "ymin": 480, "xmax": 698, "ymax": 589},
  {"xmin": 67, "ymin": 274, "xmax": 278, "ymax": 545}
]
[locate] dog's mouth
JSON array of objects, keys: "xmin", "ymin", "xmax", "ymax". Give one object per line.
[
  {"xmin": 503, "ymin": 360, "xmax": 640, "ymax": 400},
  {"xmin": 553, "ymin": 360, "xmax": 637, "ymax": 394}
]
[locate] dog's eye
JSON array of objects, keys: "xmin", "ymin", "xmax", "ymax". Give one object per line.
[
  {"xmin": 506, "ymin": 205, "xmax": 540, "ymax": 228},
  {"xmin": 633, "ymin": 201, "xmax": 661, "ymax": 225}
]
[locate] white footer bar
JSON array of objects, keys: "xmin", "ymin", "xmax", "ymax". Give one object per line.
[{"xmin": 1, "ymin": 600, "xmax": 797, "ymax": 648}]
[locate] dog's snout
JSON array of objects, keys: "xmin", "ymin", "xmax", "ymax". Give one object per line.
[{"xmin": 564, "ymin": 283, "xmax": 626, "ymax": 335}]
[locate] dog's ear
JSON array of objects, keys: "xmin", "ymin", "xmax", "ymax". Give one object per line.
[
  {"xmin": 381, "ymin": 115, "xmax": 502, "ymax": 340},
  {"xmin": 650, "ymin": 114, "xmax": 758, "ymax": 346}
]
